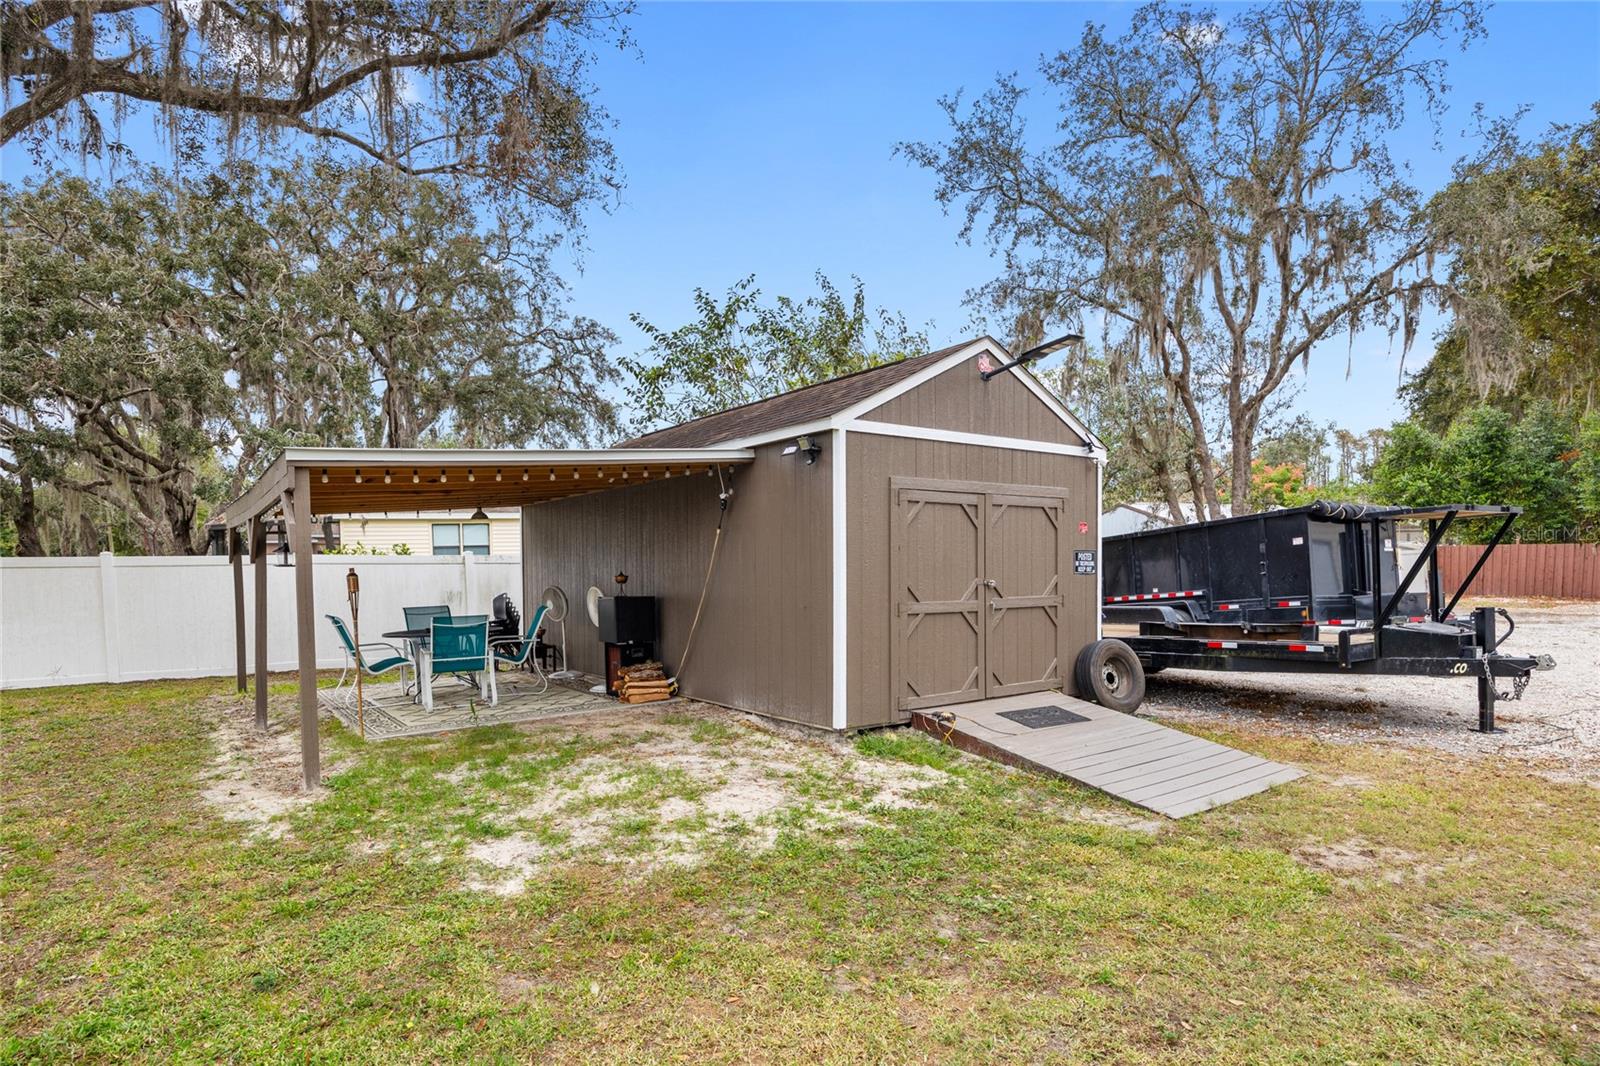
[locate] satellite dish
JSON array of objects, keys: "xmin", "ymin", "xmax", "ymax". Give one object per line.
[
  {"xmin": 585, "ymin": 585, "xmax": 603, "ymax": 628},
  {"xmin": 540, "ymin": 585, "xmax": 579, "ymax": 680}
]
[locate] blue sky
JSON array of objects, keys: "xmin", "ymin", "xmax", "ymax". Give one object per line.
[{"xmin": 5, "ymin": 2, "xmax": 1598, "ymax": 434}]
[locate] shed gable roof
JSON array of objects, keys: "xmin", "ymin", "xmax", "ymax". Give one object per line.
[{"xmin": 619, "ymin": 340, "xmax": 977, "ymax": 448}]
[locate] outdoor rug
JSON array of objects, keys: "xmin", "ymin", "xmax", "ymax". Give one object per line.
[{"xmin": 324, "ymin": 673, "xmax": 632, "ymax": 740}]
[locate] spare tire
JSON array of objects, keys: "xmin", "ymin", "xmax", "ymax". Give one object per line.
[{"xmin": 1073, "ymin": 639, "xmax": 1146, "ymax": 713}]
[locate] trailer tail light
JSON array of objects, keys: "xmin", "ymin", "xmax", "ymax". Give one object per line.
[
  {"xmin": 1287, "ymin": 643, "xmax": 1325, "ymax": 653},
  {"xmin": 1205, "ymin": 641, "xmax": 1238, "ymax": 649}
]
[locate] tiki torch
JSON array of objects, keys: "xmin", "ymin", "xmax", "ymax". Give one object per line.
[{"xmin": 346, "ymin": 567, "xmax": 364, "ymax": 738}]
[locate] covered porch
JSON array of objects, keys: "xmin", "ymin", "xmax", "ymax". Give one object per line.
[
  {"xmin": 322, "ymin": 669, "xmax": 625, "ymax": 741},
  {"xmin": 221, "ymin": 446, "xmax": 755, "ymax": 788}
]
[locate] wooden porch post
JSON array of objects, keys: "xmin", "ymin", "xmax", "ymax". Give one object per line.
[
  {"xmin": 230, "ymin": 528, "xmax": 247, "ymax": 693},
  {"xmin": 287, "ymin": 470, "xmax": 321, "ymax": 789},
  {"xmin": 251, "ymin": 515, "xmax": 269, "ymax": 731}
]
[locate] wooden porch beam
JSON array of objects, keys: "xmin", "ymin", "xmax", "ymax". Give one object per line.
[
  {"xmin": 288, "ymin": 472, "xmax": 321, "ymax": 790},
  {"xmin": 251, "ymin": 515, "xmax": 269, "ymax": 731},
  {"xmin": 230, "ymin": 529, "xmax": 246, "ymax": 693}
]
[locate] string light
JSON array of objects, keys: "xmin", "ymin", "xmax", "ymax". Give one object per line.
[
  {"xmin": 412, "ymin": 469, "xmax": 420, "ymax": 484},
  {"xmin": 354, "ymin": 470, "xmax": 363, "ymax": 484},
  {"xmin": 320, "ymin": 469, "xmax": 328, "ymax": 484},
  {"xmin": 495, "ymin": 469, "xmax": 503, "ymax": 482},
  {"xmin": 468, "ymin": 470, "xmax": 476, "ymax": 482},
  {"xmin": 439, "ymin": 469, "xmax": 447, "ymax": 483},
  {"xmin": 383, "ymin": 470, "xmax": 392, "ymax": 484}
]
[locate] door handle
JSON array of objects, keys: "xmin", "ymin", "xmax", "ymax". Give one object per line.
[{"xmin": 982, "ymin": 579, "xmax": 998, "ymax": 589}]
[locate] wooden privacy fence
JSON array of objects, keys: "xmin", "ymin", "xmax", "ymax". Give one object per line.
[{"xmin": 1437, "ymin": 543, "xmax": 1600, "ymax": 601}]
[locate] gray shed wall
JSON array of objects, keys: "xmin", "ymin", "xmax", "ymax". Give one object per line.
[
  {"xmin": 845, "ymin": 440, "xmax": 1099, "ymax": 729},
  {"xmin": 863, "ymin": 361, "xmax": 1088, "ymax": 447},
  {"xmin": 521, "ymin": 439, "xmax": 833, "ymax": 727}
]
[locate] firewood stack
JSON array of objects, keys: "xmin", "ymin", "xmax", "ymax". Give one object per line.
[{"xmin": 617, "ymin": 661, "xmax": 675, "ymax": 704}]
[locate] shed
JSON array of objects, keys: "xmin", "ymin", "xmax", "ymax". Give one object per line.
[
  {"xmin": 529, "ymin": 336, "xmax": 1106, "ymax": 730},
  {"xmin": 221, "ymin": 336, "xmax": 1106, "ymax": 787}
]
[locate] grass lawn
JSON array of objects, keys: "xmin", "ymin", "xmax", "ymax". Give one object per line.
[{"xmin": 2, "ymin": 677, "xmax": 1596, "ymax": 1064}]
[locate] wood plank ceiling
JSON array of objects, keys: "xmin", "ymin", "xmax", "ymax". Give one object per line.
[{"xmin": 303, "ymin": 460, "xmax": 745, "ymax": 515}]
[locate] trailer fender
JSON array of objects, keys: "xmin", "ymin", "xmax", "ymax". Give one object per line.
[{"xmin": 1075, "ymin": 639, "xmax": 1147, "ymax": 713}]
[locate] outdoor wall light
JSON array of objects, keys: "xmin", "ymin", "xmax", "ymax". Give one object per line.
[
  {"xmin": 470, "ymin": 506, "xmax": 488, "ymax": 520},
  {"xmin": 783, "ymin": 435, "xmax": 823, "ymax": 464}
]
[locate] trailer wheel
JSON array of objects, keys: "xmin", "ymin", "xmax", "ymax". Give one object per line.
[{"xmin": 1074, "ymin": 640, "xmax": 1146, "ymax": 713}]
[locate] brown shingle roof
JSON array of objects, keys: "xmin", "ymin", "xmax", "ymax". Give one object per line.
[{"xmin": 620, "ymin": 339, "xmax": 987, "ymax": 448}]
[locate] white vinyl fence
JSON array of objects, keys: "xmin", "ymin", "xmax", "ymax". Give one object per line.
[{"xmin": 0, "ymin": 553, "xmax": 522, "ymax": 689}]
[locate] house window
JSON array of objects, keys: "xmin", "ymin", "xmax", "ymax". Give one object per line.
[
  {"xmin": 431, "ymin": 522, "xmax": 491, "ymax": 556},
  {"xmin": 462, "ymin": 522, "xmax": 490, "ymax": 556}
]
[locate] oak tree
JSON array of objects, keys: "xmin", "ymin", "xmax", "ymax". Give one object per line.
[{"xmin": 903, "ymin": 0, "xmax": 1485, "ymax": 514}]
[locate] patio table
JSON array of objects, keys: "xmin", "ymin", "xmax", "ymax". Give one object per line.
[
  {"xmin": 384, "ymin": 626, "xmax": 496, "ymax": 710},
  {"xmin": 384, "ymin": 628, "xmax": 434, "ymax": 710}
]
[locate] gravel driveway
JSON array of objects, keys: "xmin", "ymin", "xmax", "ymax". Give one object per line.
[{"xmin": 1139, "ymin": 600, "xmax": 1600, "ymax": 784}]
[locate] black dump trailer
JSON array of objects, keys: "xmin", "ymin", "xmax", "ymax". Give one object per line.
[{"xmin": 1096, "ymin": 502, "xmax": 1556, "ymax": 732}]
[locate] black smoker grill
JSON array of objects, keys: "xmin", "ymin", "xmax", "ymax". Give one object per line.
[{"xmin": 1101, "ymin": 502, "xmax": 1556, "ymax": 732}]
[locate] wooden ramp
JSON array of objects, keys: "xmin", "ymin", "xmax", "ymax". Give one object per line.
[{"xmin": 911, "ymin": 692, "xmax": 1303, "ymax": 818}]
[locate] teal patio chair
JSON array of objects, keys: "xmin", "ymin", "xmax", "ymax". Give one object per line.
[
  {"xmin": 403, "ymin": 604, "xmax": 452, "ymax": 631},
  {"xmin": 428, "ymin": 617, "xmax": 495, "ymax": 707},
  {"xmin": 490, "ymin": 603, "xmax": 549, "ymax": 694},
  {"xmin": 326, "ymin": 615, "xmax": 412, "ymax": 707}
]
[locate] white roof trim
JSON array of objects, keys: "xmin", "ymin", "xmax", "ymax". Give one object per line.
[
  {"xmin": 839, "ymin": 419, "xmax": 1103, "ymax": 459},
  {"xmin": 832, "ymin": 338, "xmax": 996, "ymax": 423},
  {"xmin": 629, "ymin": 336, "xmax": 1105, "ymax": 456},
  {"xmin": 279, "ymin": 447, "xmax": 756, "ymax": 465},
  {"xmin": 836, "ymin": 337, "xmax": 1106, "ymax": 453}
]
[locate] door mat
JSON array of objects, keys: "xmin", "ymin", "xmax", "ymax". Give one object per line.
[{"xmin": 997, "ymin": 705, "xmax": 1092, "ymax": 729}]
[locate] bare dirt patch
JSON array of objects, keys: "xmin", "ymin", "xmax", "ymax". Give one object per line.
[
  {"xmin": 197, "ymin": 695, "xmax": 345, "ymax": 839},
  {"xmin": 1291, "ymin": 838, "xmax": 1448, "ymax": 885},
  {"xmin": 459, "ymin": 703, "xmax": 949, "ymax": 894},
  {"xmin": 1473, "ymin": 910, "xmax": 1600, "ymax": 1002},
  {"xmin": 1142, "ymin": 601, "xmax": 1600, "ymax": 784},
  {"xmin": 1061, "ymin": 805, "xmax": 1165, "ymax": 834}
]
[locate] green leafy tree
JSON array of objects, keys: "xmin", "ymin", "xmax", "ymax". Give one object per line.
[
  {"xmin": 1430, "ymin": 107, "xmax": 1600, "ymax": 410},
  {"xmin": 2, "ymin": 0, "xmax": 629, "ymax": 224},
  {"xmin": 1, "ymin": 174, "xmax": 235, "ymax": 554},
  {"xmin": 1575, "ymin": 412, "xmax": 1600, "ymax": 524},
  {"xmin": 1372, "ymin": 405, "xmax": 1586, "ymax": 541},
  {"xmin": 622, "ymin": 273, "xmax": 928, "ymax": 432},
  {"xmin": 902, "ymin": 0, "xmax": 1486, "ymax": 515},
  {"xmin": 2, "ymin": 163, "xmax": 617, "ymax": 554},
  {"xmin": 1371, "ymin": 422, "xmax": 1452, "ymax": 508}
]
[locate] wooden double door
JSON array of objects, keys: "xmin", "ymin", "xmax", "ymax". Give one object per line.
[{"xmin": 891, "ymin": 478, "xmax": 1069, "ymax": 713}]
